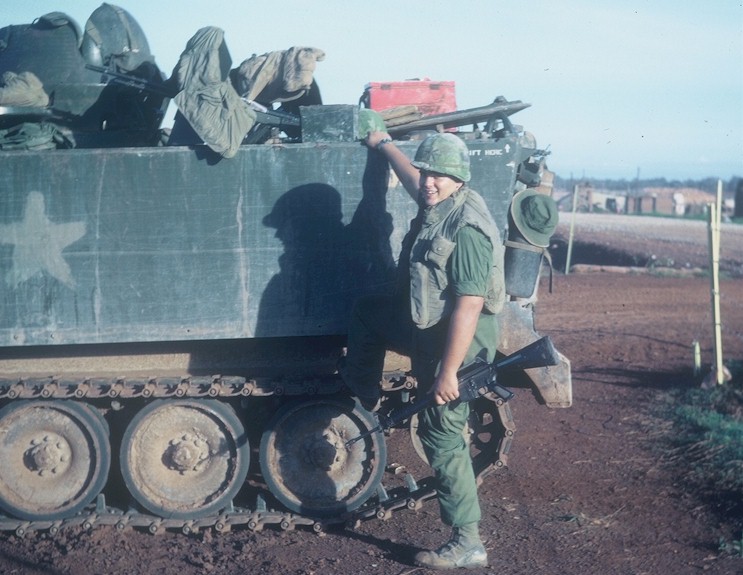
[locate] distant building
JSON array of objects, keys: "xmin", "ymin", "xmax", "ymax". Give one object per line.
[
  {"xmin": 640, "ymin": 187, "xmax": 715, "ymax": 216},
  {"xmin": 556, "ymin": 185, "xmax": 715, "ymax": 216}
]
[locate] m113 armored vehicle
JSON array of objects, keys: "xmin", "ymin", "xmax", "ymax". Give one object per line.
[{"xmin": 0, "ymin": 4, "xmax": 571, "ymax": 534}]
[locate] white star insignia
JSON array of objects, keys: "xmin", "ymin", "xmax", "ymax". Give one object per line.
[{"xmin": 0, "ymin": 191, "xmax": 86, "ymax": 289}]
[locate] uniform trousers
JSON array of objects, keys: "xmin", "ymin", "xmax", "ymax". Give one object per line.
[{"xmin": 344, "ymin": 293, "xmax": 481, "ymax": 527}]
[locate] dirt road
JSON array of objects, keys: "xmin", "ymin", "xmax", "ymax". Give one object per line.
[{"xmin": 1, "ymin": 215, "xmax": 742, "ymax": 575}]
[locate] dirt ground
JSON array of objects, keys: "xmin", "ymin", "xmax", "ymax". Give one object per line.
[{"xmin": 1, "ymin": 214, "xmax": 743, "ymax": 575}]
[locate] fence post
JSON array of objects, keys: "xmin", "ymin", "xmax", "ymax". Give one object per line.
[
  {"xmin": 565, "ymin": 184, "xmax": 579, "ymax": 274},
  {"xmin": 708, "ymin": 181, "xmax": 724, "ymax": 385},
  {"xmin": 692, "ymin": 340, "xmax": 701, "ymax": 377}
]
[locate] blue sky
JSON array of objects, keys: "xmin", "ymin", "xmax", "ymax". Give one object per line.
[{"xmin": 4, "ymin": 0, "xmax": 742, "ymax": 180}]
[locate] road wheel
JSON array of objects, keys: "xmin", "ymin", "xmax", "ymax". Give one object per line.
[
  {"xmin": 0, "ymin": 400, "xmax": 110, "ymax": 520},
  {"xmin": 260, "ymin": 397, "xmax": 386, "ymax": 517},
  {"xmin": 120, "ymin": 399, "xmax": 249, "ymax": 519}
]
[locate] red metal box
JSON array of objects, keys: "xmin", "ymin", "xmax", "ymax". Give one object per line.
[{"xmin": 362, "ymin": 79, "xmax": 457, "ymax": 116}]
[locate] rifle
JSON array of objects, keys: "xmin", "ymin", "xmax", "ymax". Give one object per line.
[
  {"xmin": 345, "ymin": 336, "xmax": 560, "ymax": 447},
  {"xmin": 85, "ymin": 64, "xmax": 177, "ymax": 98},
  {"xmin": 385, "ymin": 98, "xmax": 530, "ymax": 137},
  {"xmin": 85, "ymin": 64, "xmax": 301, "ymax": 129},
  {"xmin": 241, "ymin": 99, "xmax": 301, "ymax": 129}
]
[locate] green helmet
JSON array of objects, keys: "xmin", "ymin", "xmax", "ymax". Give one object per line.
[
  {"xmin": 411, "ymin": 133, "xmax": 471, "ymax": 182},
  {"xmin": 357, "ymin": 108, "xmax": 387, "ymax": 139}
]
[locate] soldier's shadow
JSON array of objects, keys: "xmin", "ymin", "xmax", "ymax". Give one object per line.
[
  {"xmin": 255, "ymin": 149, "xmax": 396, "ymax": 337},
  {"xmin": 337, "ymin": 528, "xmax": 420, "ymax": 567}
]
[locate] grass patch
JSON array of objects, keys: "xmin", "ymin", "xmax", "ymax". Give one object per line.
[{"xmin": 658, "ymin": 361, "xmax": 743, "ymax": 555}]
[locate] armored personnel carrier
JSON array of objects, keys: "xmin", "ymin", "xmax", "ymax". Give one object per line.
[{"xmin": 0, "ymin": 4, "xmax": 571, "ymax": 535}]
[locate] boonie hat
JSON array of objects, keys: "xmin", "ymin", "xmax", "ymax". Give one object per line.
[{"xmin": 510, "ymin": 189, "xmax": 558, "ymax": 247}]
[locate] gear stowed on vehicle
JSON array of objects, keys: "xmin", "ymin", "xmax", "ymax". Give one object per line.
[{"xmin": 0, "ymin": 3, "xmax": 571, "ymax": 536}]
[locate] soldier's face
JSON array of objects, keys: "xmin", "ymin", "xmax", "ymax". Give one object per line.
[{"xmin": 418, "ymin": 170, "xmax": 463, "ymax": 207}]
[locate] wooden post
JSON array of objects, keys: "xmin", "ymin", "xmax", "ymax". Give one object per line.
[
  {"xmin": 692, "ymin": 340, "xmax": 701, "ymax": 377},
  {"xmin": 565, "ymin": 184, "xmax": 579, "ymax": 274},
  {"xmin": 708, "ymin": 181, "xmax": 724, "ymax": 385}
]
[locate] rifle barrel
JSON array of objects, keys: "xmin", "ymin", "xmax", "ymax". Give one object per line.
[
  {"xmin": 343, "ymin": 336, "xmax": 556, "ymax": 447},
  {"xmin": 387, "ymin": 100, "xmax": 530, "ymax": 136},
  {"xmin": 85, "ymin": 64, "xmax": 176, "ymax": 98}
]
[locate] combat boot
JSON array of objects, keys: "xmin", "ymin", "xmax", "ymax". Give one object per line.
[
  {"xmin": 414, "ymin": 523, "xmax": 488, "ymax": 570},
  {"xmin": 336, "ymin": 356, "xmax": 380, "ymax": 412}
]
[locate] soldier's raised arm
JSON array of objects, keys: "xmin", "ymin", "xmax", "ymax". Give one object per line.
[{"xmin": 363, "ymin": 131, "xmax": 420, "ymax": 201}]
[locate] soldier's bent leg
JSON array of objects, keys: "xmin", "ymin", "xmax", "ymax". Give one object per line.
[{"xmin": 341, "ymin": 294, "xmax": 412, "ymax": 409}]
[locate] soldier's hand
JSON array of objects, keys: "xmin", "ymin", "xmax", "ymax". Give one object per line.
[
  {"xmin": 363, "ymin": 131, "xmax": 391, "ymax": 150},
  {"xmin": 432, "ymin": 372, "xmax": 460, "ymax": 405}
]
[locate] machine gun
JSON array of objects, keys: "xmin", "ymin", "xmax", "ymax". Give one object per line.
[{"xmin": 345, "ymin": 336, "xmax": 560, "ymax": 447}]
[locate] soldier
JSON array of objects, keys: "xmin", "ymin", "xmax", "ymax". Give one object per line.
[{"xmin": 341, "ymin": 130, "xmax": 505, "ymax": 569}]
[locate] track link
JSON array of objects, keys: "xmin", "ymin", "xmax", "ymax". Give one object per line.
[{"xmin": 0, "ymin": 373, "xmax": 513, "ymax": 535}]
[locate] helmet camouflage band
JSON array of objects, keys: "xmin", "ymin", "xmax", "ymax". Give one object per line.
[{"xmin": 411, "ymin": 133, "xmax": 471, "ymax": 182}]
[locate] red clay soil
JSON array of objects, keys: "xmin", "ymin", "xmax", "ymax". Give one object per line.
[{"xmin": 1, "ymin": 215, "xmax": 742, "ymax": 575}]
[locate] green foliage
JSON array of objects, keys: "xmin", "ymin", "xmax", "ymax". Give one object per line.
[
  {"xmin": 661, "ymin": 362, "xmax": 743, "ymax": 546},
  {"xmin": 673, "ymin": 400, "xmax": 743, "ymax": 488},
  {"xmin": 719, "ymin": 534, "xmax": 743, "ymax": 557}
]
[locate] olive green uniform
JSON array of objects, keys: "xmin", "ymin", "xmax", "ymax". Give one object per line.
[{"xmin": 343, "ymin": 192, "xmax": 500, "ymax": 527}]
